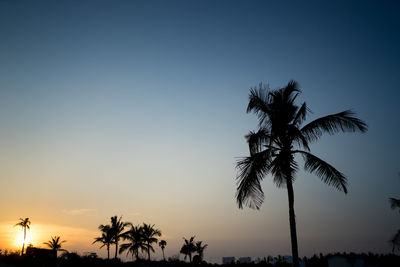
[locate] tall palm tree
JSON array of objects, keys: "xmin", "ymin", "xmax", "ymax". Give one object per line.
[
  {"xmin": 43, "ymin": 236, "xmax": 66, "ymax": 257},
  {"xmin": 120, "ymin": 224, "xmax": 146, "ymax": 261},
  {"xmin": 109, "ymin": 216, "xmax": 129, "ymax": 259},
  {"xmin": 141, "ymin": 223, "xmax": 161, "ymax": 261},
  {"xmin": 158, "ymin": 240, "xmax": 167, "ymax": 261},
  {"xmin": 180, "ymin": 236, "xmax": 196, "ymax": 263},
  {"xmin": 236, "ymin": 81, "xmax": 367, "ymax": 267},
  {"xmin": 14, "ymin": 218, "xmax": 31, "ymax": 255},
  {"xmin": 194, "ymin": 241, "xmax": 208, "ymax": 261},
  {"xmin": 93, "ymin": 225, "xmax": 114, "ymax": 260}
]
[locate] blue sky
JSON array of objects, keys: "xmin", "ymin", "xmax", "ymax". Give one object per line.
[{"xmin": 0, "ymin": 0, "xmax": 399, "ymax": 263}]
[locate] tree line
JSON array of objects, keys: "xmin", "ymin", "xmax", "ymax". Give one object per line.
[
  {"xmin": 93, "ymin": 216, "xmax": 208, "ymax": 263},
  {"xmin": 14, "ymin": 216, "xmax": 208, "ymax": 263}
]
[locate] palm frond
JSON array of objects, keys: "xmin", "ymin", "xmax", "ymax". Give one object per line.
[
  {"xmin": 389, "ymin": 198, "xmax": 400, "ymax": 211},
  {"xmin": 245, "ymin": 128, "xmax": 271, "ymax": 155},
  {"xmin": 297, "ymin": 151, "xmax": 347, "ymax": 193},
  {"xmin": 301, "ymin": 110, "xmax": 367, "ymax": 142},
  {"xmin": 247, "ymin": 84, "xmax": 272, "ymax": 126},
  {"xmin": 282, "ymin": 80, "xmax": 300, "ymax": 104},
  {"xmin": 288, "ymin": 124, "xmax": 310, "ymax": 151},
  {"xmin": 119, "ymin": 243, "xmax": 131, "ymax": 254},
  {"xmin": 292, "ymin": 102, "xmax": 308, "ymax": 126},
  {"xmin": 235, "ymin": 149, "xmax": 273, "ymax": 209}
]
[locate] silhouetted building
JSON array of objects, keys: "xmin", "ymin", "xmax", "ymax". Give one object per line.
[
  {"xmin": 25, "ymin": 247, "xmax": 56, "ymax": 259},
  {"xmin": 238, "ymin": 257, "xmax": 252, "ymax": 263},
  {"xmin": 222, "ymin": 257, "xmax": 235, "ymax": 264},
  {"xmin": 328, "ymin": 255, "xmax": 373, "ymax": 267}
]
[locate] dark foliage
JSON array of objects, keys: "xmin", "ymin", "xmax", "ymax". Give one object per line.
[{"xmin": 1, "ymin": 252, "xmax": 399, "ymax": 267}]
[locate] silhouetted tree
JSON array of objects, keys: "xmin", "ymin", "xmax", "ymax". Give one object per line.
[
  {"xmin": 109, "ymin": 216, "xmax": 129, "ymax": 259},
  {"xmin": 43, "ymin": 236, "xmax": 66, "ymax": 257},
  {"xmin": 159, "ymin": 240, "xmax": 167, "ymax": 261},
  {"xmin": 390, "ymin": 198, "xmax": 400, "ymax": 212},
  {"xmin": 389, "ymin": 192, "xmax": 400, "ymax": 253},
  {"xmin": 390, "ymin": 230, "xmax": 400, "ymax": 253},
  {"xmin": 120, "ymin": 224, "xmax": 146, "ymax": 261},
  {"xmin": 141, "ymin": 223, "xmax": 161, "ymax": 261},
  {"xmin": 93, "ymin": 225, "xmax": 114, "ymax": 260},
  {"xmin": 180, "ymin": 236, "xmax": 196, "ymax": 263},
  {"xmin": 14, "ymin": 218, "xmax": 31, "ymax": 255},
  {"xmin": 236, "ymin": 81, "xmax": 367, "ymax": 267},
  {"xmin": 194, "ymin": 241, "xmax": 208, "ymax": 261}
]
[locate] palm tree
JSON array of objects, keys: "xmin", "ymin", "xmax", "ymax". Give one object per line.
[
  {"xmin": 93, "ymin": 225, "xmax": 114, "ymax": 260},
  {"xmin": 390, "ymin": 230, "xmax": 400, "ymax": 253},
  {"xmin": 194, "ymin": 241, "xmax": 208, "ymax": 261},
  {"xmin": 389, "ymin": 195, "xmax": 400, "ymax": 252},
  {"xmin": 180, "ymin": 236, "xmax": 196, "ymax": 263},
  {"xmin": 236, "ymin": 81, "xmax": 367, "ymax": 267},
  {"xmin": 158, "ymin": 240, "xmax": 167, "ymax": 261},
  {"xmin": 141, "ymin": 223, "xmax": 161, "ymax": 261},
  {"xmin": 14, "ymin": 218, "xmax": 31, "ymax": 255},
  {"xmin": 119, "ymin": 224, "xmax": 146, "ymax": 261},
  {"xmin": 43, "ymin": 236, "xmax": 66, "ymax": 257},
  {"xmin": 109, "ymin": 216, "xmax": 129, "ymax": 259}
]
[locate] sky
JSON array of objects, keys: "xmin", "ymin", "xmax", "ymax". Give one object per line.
[{"xmin": 0, "ymin": 0, "xmax": 399, "ymax": 263}]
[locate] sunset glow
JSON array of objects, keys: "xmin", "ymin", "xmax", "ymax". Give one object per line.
[{"xmin": 16, "ymin": 232, "xmax": 31, "ymax": 248}]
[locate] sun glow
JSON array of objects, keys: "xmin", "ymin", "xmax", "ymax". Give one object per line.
[{"xmin": 16, "ymin": 232, "xmax": 32, "ymax": 248}]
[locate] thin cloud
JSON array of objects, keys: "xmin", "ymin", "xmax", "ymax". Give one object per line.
[{"xmin": 62, "ymin": 209, "xmax": 96, "ymax": 216}]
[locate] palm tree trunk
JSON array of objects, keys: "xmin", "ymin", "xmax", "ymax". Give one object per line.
[
  {"xmin": 22, "ymin": 226, "xmax": 26, "ymax": 255},
  {"xmin": 115, "ymin": 241, "xmax": 118, "ymax": 259},
  {"xmin": 162, "ymin": 248, "xmax": 165, "ymax": 261},
  {"xmin": 147, "ymin": 242, "xmax": 150, "ymax": 261},
  {"xmin": 107, "ymin": 245, "xmax": 110, "ymax": 260},
  {"xmin": 286, "ymin": 177, "xmax": 299, "ymax": 267}
]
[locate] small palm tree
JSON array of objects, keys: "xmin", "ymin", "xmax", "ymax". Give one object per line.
[
  {"xmin": 14, "ymin": 218, "xmax": 31, "ymax": 255},
  {"xmin": 43, "ymin": 236, "xmax": 66, "ymax": 257},
  {"xmin": 236, "ymin": 81, "xmax": 367, "ymax": 267},
  {"xmin": 195, "ymin": 241, "xmax": 208, "ymax": 261},
  {"xmin": 180, "ymin": 236, "xmax": 196, "ymax": 263},
  {"xmin": 93, "ymin": 225, "xmax": 114, "ymax": 260},
  {"xmin": 141, "ymin": 223, "xmax": 161, "ymax": 261},
  {"xmin": 120, "ymin": 224, "xmax": 146, "ymax": 261},
  {"xmin": 158, "ymin": 240, "xmax": 167, "ymax": 261},
  {"xmin": 109, "ymin": 216, "xmax": 129, "ymax": 259}
]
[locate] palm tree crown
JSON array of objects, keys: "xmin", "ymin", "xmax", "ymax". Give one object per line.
[
  {"xmin": 159, "ymin": 240, "xmax": 167, "ymax": 261},
  {"xmin": 108, "ymin": 216, "xmax": 129, "ymax": 259},
  {"xmin": 43, "ymin": 236, "xmax": 66, "ymax": 258},
  {"xmin": 14, "ymin": 218, "xmax": 31, "ymax": 255},
  {"xmin": 119, "ymin": 224, "xmax": 146, "ymax": 261},
  {"xmin": 236, "ymin": 81, "xmax": 367, "ymax": 267},
  {"xmin": 141, "ymin": 223, "xmax": 161, "ymax": 261},
  {"xmin": 180, "ymin": 236, "xmax": 196, "ymax": 263},
  {"xmin": 93, "ymin": 225, "xmax": 114, "ymax": 260},
  {"xmin": 195, "ymin": 241, "xmax": 208, "ymax": 261}
]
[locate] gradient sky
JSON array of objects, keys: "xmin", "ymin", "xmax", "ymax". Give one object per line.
[{"xmin": 0, "ymin": 0, "xmax": 399, "ymax": 263}]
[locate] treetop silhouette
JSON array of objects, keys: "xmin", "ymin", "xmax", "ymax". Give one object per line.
[{"xmin": 236, "ymin": 80, "xmax": 367, "ymax": 267}]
